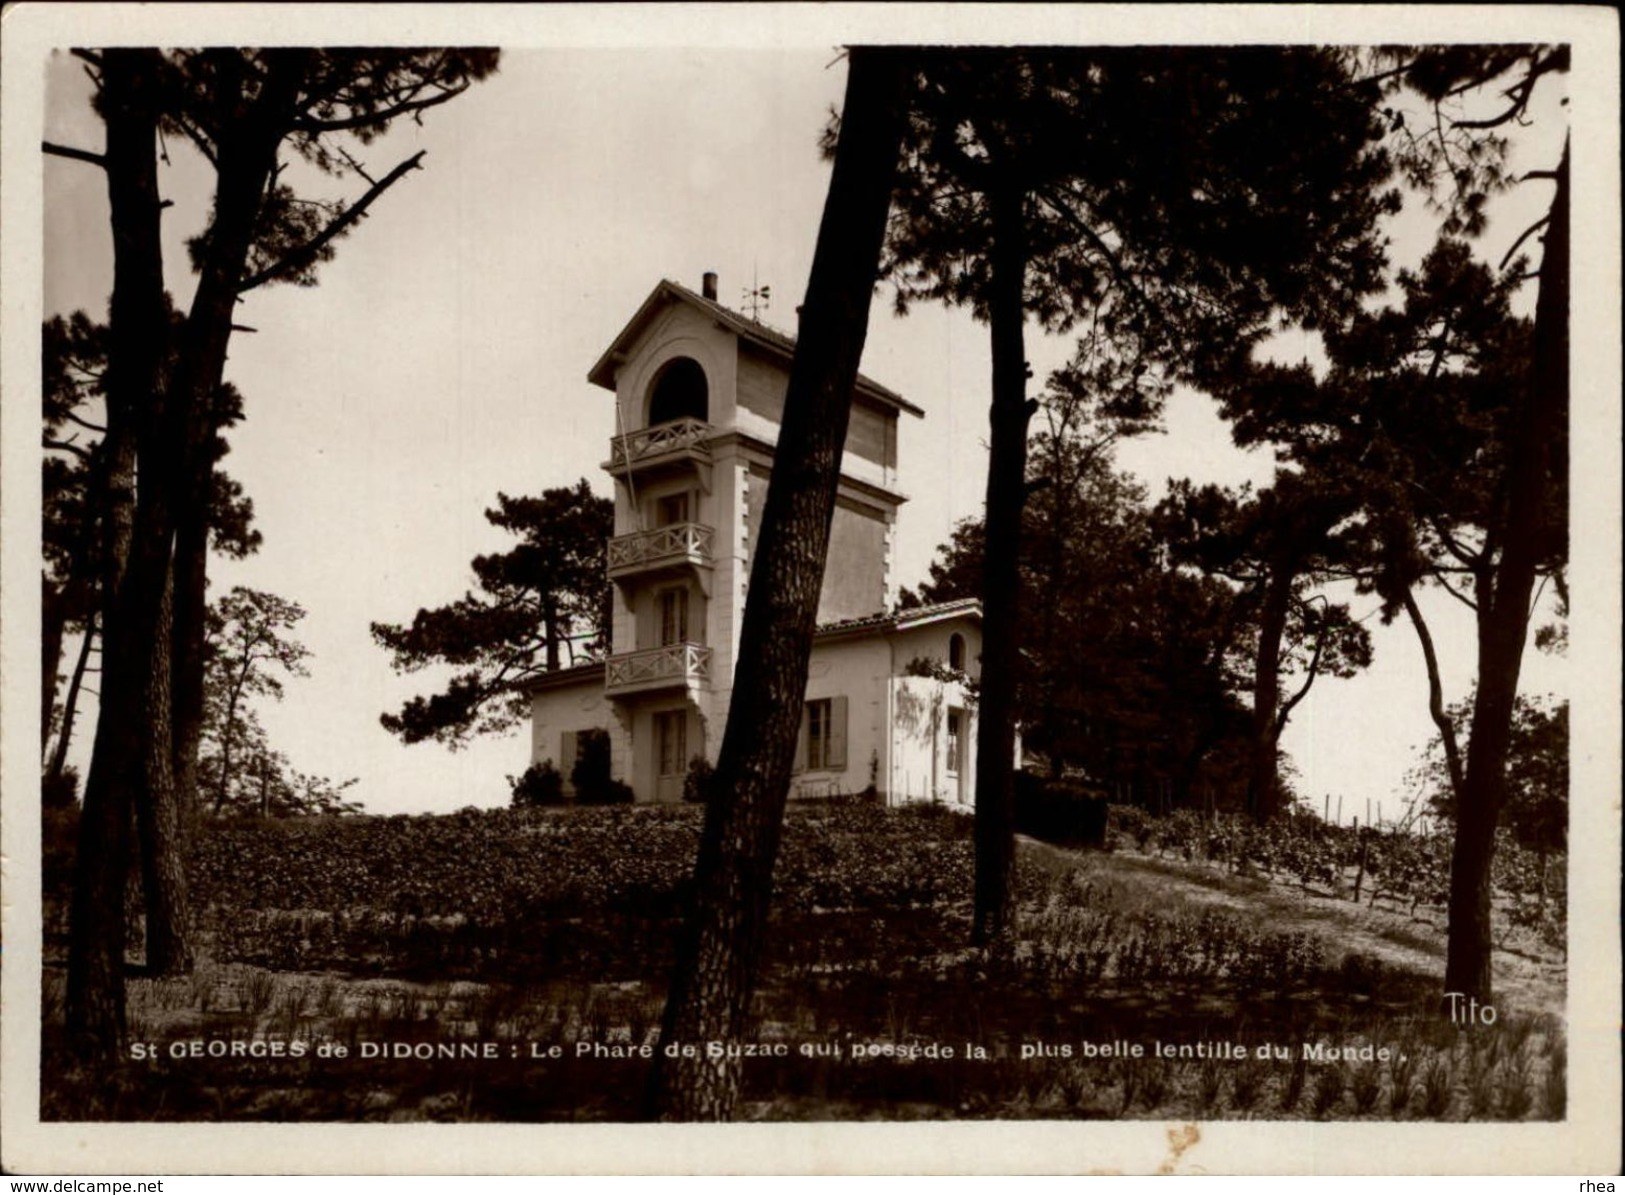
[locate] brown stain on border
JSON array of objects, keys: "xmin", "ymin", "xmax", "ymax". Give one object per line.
[{"xmin": 1156, "ymin": 1123, "xmax": 1202, "ymax": 1175}]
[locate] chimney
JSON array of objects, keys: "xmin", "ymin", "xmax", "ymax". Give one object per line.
[{"xmin": 702, "ymin": 271, "xmax": 718, "ymax": 301}]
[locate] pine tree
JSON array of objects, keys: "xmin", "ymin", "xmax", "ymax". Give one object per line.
[
  {"xmin": 883, "ymin": 47, "xmax": 1399, "ymax": 939},
  {"xmin": 373, "ymin": 481, "xmax": 613, "ymax": 748},
  {"xmin": 53, "ymin": 46, "xmax": 497, "ymax": 1060},
  {"xmin": 647, "ymin": 46, "xmax": 913, "ymax": 1121}
]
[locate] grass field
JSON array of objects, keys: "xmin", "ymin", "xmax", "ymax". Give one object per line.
[{"xmin": 40, "ymin": 800, "xmax": 1566, "ymax": 1122}]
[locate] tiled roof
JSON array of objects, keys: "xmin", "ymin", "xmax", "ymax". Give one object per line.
[
  {"xmin": 815, "ymin": 596, "xmax": 982, "ymax": 638},
  {"xmin": 588, "ymin": 279, "xmax": 925, "ymax": 418},
  {"xmin": 520, "ymin": 659, "xmax": 605, "ymax": 692}
]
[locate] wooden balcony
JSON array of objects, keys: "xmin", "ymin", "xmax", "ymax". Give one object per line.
[
  {"xmin": 605, "ymin": 417, "xmax": 712, "ymax": 480},
  {"xmin": 605, "ymin": 641, "xmax": 712, "ymax": 697},
  {"xmin": 607, "ymin": 522, "xmax": 715, "ymax": 588}
]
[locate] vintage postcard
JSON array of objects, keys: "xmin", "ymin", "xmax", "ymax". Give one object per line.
[{"xmin": 2, "ymin": 2, "xmax": 1619, "ymax": 1176}]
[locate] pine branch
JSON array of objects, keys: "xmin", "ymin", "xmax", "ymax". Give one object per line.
[
  {"xmin": 1426, "ymin": 513, "xmax": 1483, "ymax": 573},
  {"xmin": 69, "ymin": 49, "xmax": 103, "ymax": 87},
  {"xmin": 1449, "ymin": 51, "xmax": 1564, "ymax": 132},
  {"xmin": 337, "ymin": 144, "xmax": 378, "ymax": 185},
  {"xmin": 1035, "ymin": 187, "xmax": 1154, "ymax": 314},
  {"xmin": 42, "ymin": 141, "xmax": 106, "ymax": 168},
  {"xmin": 168, "ymin": 113, "xmax": 219, "ymax": 168},
  {"xmin": 44, "ymin": 436, "xmax": 94, "ymax": 462},
  {"xmin": 1403, "ymin": 587, "xmax": 1465, "ymax": 800},
  {"xmin": 237, "ymin": 151, "xmax": 425, "ymax": 292},
  {"xmin": 1430, "ymin": 568, "xmax": 1479, "ymax": 612},
  {"xmin": 290, "ymin": 83, "xmax": 471, "ymax": 134},
  {"xmin": 61, "ymin": 409, "xmax": 107, "ymax": 435},
  {"xmin": 1275, "ymin": 600, "xmax": 1327, "ymax": 736},
  {"xmin": 1498, "ymin": 215, "xmax": 1550, "ymax": 272}
]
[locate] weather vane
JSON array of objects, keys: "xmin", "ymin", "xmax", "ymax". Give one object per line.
[{"xmin": 742, "ymin": 266, "xmax": 771, "ymax": 321}]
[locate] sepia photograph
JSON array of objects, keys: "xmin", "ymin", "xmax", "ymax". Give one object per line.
[{"xmin": 1, "ymin": 2, "xmax": 1618, "ymax": 1177}]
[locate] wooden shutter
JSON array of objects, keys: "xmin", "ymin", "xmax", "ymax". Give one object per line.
[
  {"xmin": 560, "ymin": 731, "xmax": 579, "ymax": 778},
  {"xmin": 828, "ymin": 696, "xmax": 848, "ymax": 770}
]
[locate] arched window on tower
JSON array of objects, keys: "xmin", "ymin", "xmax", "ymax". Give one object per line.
[
  {"xmin": 948, "ymin": 633, "xmax": 965, "ymax": 672},
  {"xmin": 647, "ymin": 357, "xmax": 708, "ymax": 427}
]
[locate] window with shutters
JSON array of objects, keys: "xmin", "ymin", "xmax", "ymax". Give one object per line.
[
  {"xmin": 655, "ymin": 710, "xmax": 687, "ymax": 777},
  {"xmin": 658, "ymin": 586, "xmax": 689, "ymax": 645},
  {"xmin": 656, "ymin": 491, "xmax": 689, "ymax": 526},
  {"xmin": 560, "ymin": 731, "xmax": 580, "ymax": 779},
  {"xmin": 807, "ymin": 700, "xmax": 831, "ymax": 770},
  {"xmin": 800, "ymin": 696, "xmax": 848, "ymax": 772},
  {"xmin": 946, "ymin": 707, "xmax": 964, "ymax": 776}
]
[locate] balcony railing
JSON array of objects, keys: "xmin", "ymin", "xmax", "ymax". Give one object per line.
[
  {"xmin": 605, "ymin": 641, "xmax": 712, "ymax": 696},
  {"xmin": 607, "ymin": 417, "xmax": 712, "ymax": 472},
  {"xmin": 607, "ymin": 522, "xmax": 715, "ymax": 581}
]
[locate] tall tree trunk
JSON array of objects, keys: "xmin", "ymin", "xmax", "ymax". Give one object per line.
[
  {"xmin": 134, "ymin": 50, "xmax": 308, "ymax": 976},
  {"xmin": 66, "ymin": 48, "xmax": 169, "ymax": 1061},
  {"xmin": 543, "ymin": 594, "xmax": 560, "ymax": 671},
  {"xmin": 648, "ymin": 48, "xmax": 910, "ymax": 1122},
  {"xmin": 170, "ymin": 488, "xmax": 211, "ymax": 832},
  {"xmin": 137, "ymin": 569, "xmax": 193, "ymax": 975},
  {"xmin": 972, "ymin": 173, "xmax": 1031, "ymax": 944},
  {"xmin": 1444, "ymin": 140, "xmax": 1568, "ymax": 1003},
  {"xmin": 1247, "ymin": 563, "xmax": 1294, "ymax": 820}
]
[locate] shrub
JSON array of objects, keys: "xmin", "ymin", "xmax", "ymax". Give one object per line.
[
  {"xmin": 682, "ymin": 756, "xmax": 714, "ymax": 805},
  {"xmin": 510, "ymin": 761, "xmax": 564, "ymax": 808},
  {"xmin": 1013, "ymin": 774, "xmax": 1108, "ymax": 848},
  {"xmin": 1012, "ymin": 769, "xmax": 1044, "ymax": 815},
  {"xmin": 577, "ymin": 777, "xmax": 634, "ymax": 806},
  {"xmin": 1109, "ymin": 804, "xmax": 1155, "ymax": 852}
]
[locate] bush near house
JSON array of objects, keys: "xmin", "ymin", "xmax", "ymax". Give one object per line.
[
  {"xmin": 682, "ymin": 756, "xmax": 714, "ymax": 804},
  {"xmin": 1013, "ymin": 770, "xmax": 1110, "ymax": 849},
  {"xmin": 509, "ymin": 760, "xmax": 565, "ymax": 807}
]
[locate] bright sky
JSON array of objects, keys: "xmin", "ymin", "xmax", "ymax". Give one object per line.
[{"xmin": 34, "ymin": 30, "xmax": 1580, "ymax": 822}]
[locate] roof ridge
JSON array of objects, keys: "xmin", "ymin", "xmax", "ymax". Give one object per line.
[
  {"xmin": 814, "ymin": 595, "xmax": 982, "ymax": 636},
  {"xmin": 665, "ymin": 277, "xmax": 792, "ymax": 338},
  {"xmin": 639, "ymin": 278, "xmax": 922, "ymax": 416}
]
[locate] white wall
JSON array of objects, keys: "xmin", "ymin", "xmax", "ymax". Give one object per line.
[
  {"xmin": 889, "ymin": 618, "xmax": 982, "ymax": 683},
  {"xmin": 529, "ymin": 678, "xmax": 616, "ymax": 794},
  {"xmin": 886, "ymin": 615, "xmax": 981, "ymax": 806},
  {"xmin": 887, "ymin": 674, "xmax": 977, "ymax": 807},
  {"xmin": 734, "ymin": 348, "xmax": 901, "ymax": 493},
  {"xmin": 790, "ymin": 634, "xmax": 891, "ymax": 799},
  {"xmin": 613, "ymin": 302, "xmax": 738, "ymax": 433}
]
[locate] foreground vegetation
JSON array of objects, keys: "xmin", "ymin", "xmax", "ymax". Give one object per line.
[{"xmin": 42, "ymin": 800, "xmax": 1564, "ymax": 1121}]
